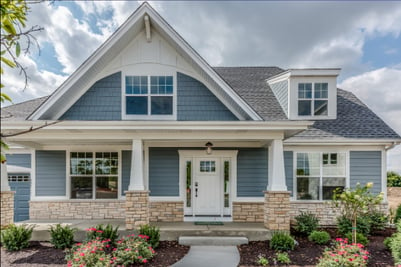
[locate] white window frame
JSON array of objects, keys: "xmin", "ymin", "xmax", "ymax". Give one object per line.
[
  {"xmin": 122, "ymin": 73, "xmax": 177, "ymax": 120},
  {"xmin": 297, "ymin": 82, "xmax": 329, "ymax": 117},
  {"xmin": 293, "ymin": 151, "xmax": 347, "ymax": 202},
  {"xmin": 68, "ymin": 150, "xmax": 122, "ymax": 200}
]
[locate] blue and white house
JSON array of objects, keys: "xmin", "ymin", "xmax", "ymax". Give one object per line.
[{"xmin": 1, "ymin": 3, "xmax": 400, "ymax": 229}]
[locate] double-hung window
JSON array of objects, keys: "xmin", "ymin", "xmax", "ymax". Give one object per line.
[
  {"xmin": 296, "ymin": 152, "xmax": 346, "ymax": 200},
  {"xmin": 125, "ymin": 75, "xmax": 173, "ymax": 116},
  {"xmin": 298, "ymin": 83, "xmax": 328, "ymax": 116},
  {"xmin": 70, "ymin": 152, "xmax": 118, "ymax": 199}
]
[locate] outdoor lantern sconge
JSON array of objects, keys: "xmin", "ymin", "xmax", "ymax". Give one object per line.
[{"xmin": 205, "ymin": 142, "xmax": 213, "ymax": 154}]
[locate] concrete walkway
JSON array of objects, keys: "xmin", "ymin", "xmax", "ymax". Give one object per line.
[{"xmin": 172, "ymin": 246, "xmax": 240, "ymax": 267}]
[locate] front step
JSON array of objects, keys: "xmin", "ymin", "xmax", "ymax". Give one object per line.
[{"xmin": 179, "ymin": 236, "xmax": 248, "ymax": 246}]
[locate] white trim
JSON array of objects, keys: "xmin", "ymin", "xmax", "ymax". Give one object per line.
[
  {"xmin": 149, "ymin": 197, "xmax": 183, "ymax": 202},
  {"xmin": 31, "ymin": 150, "xmax": 36, "ymax": 199},
  {"xmin": 382, "ymin": 148, "xmax": 387, "ymax": 201},
  {"xmin": 232, "ymin": 197, "xmax": 264, "ymax": 203},
  {"xmin": 184, "ymin": 216, "xmax": 233, "ymax": 222}
]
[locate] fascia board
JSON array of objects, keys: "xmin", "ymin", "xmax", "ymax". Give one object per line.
[{"xmin": 284, "ymin": 139, "xmax": 401, "ymax": 146}]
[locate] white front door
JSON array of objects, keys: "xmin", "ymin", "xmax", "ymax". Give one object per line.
[{"xmin": 194, "ymin": 158, "xmax": 221, "ymax": 215}]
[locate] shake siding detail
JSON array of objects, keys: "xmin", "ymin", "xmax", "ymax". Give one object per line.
[
  {"xmin": 237, "ymin": 148, "xmax": 268, "ymax": 197},
  {"xmin": 177, "ymin": 72, "xmax": 238, "ymax": 121},
  {"xmin": 121, "ymin": 151, "xmax": 131, "ymax": 196},
  {"xmin": 35, "ymin": 151, "xmax": 66, "ymax": 196},
  {"xmin": 6, "ymin": 154, "xmax": 31, "ymax": 168},
  {"xmin": 284, "ymin": 151, "xmax": 293, "ymax": 196},
  {"xmin": 270, "ymin": 80, "xmax": 288, "ymax": 116},
  {"xmin": 350, "ymin": 151, "xmax": 382, "ymax": 194},
  {"xmin": 60, "ymin": 72, "xmax": 121, "ymax": 120},
  {"xmin": 149, "ymin": 148, "xmax": 179, "ymax": 196}
]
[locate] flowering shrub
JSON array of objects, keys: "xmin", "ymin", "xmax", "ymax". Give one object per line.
[
  {"xmin": 66, "ymin": 234, "xmax": 155, "ymax": 267},
  {"xmin": 113, "ymin": 234, "xmax": 155, "ymax": 266},
  {"xmin": 316, "ymin": 238, "xmax": 369, "ymax": 267},
  {"xmin": 65, "ymin": 239, "xmax": 112, "ymax": 267},
  {"xmin": 85, "ymin": 224, "xmax": 119, "ymax": 245}
]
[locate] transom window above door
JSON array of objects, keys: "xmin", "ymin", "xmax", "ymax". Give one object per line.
[{"xmin": 124, "ymin": 75, "xmax": 174, "ymax": 118}]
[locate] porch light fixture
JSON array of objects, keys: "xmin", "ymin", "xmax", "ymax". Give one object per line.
[{"xmin": 205, "ymin": 142, "xmax": 213, "ymax": 155}]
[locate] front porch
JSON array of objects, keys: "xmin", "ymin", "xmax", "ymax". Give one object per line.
[{"xmin": 15, "ymin": 219, "xmax": 271, "ymax": 242}]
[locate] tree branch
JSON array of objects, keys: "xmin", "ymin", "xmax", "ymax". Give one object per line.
[{"xmin": 1, "ymin": 121, "xmax": 59, "ymax": 138}]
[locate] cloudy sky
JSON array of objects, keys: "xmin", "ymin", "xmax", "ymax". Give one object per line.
[{"xmin": 2, "ymin": 1, "xmax": 401, "ymax": 172}]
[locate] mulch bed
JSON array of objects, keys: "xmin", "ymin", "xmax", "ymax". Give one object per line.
[
  {"xmin": 1, "ymin": 241, "xmax": 189, "ymax": 267},
  {"xmin": 238, "ymin": 228, "xmax": 396, "ymax": 267}
]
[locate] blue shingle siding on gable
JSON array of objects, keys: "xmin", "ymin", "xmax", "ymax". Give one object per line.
[
  {"xmin": 60, "ymin": 72, "xmax": 121, "ymax": 120},
  {"xmin": 149, "ymin": 148, "xmax": 180, "ymax": 196},
  {"xmin": 36, "ymin": 151, "xmax": 66, "ymax": 196},
  {"xmin": 121, "ymin": 150, "xmax": 131, "ymax": 196},
  {"xmin": 350, "ymin": 151, "xmax": 382, "ymax": 194},
  {"xmin": 284, "ymin": 151, "xmax": 293, "ymax": 196},
  {"xmin": 177, "ymin": 72, "xmax": 238, "ymax": 121},
  {"xmin": 6, "ymin": 154, "xmax": 31, "ymax": 169},
  {"xmin": 270, "ymin": 80, "xmax": 288, "ymax": 117},
  {"xmin": 237, "ymin": 148, "xmax": 268, "ymax": 197}
]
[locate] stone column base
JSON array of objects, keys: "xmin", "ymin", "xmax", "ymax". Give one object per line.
[
  {"xmin": 264, "ymin": 191, "xmax": 290, "ymax": 231},
  {"xmin": 1, "ymin": 191, "xmax": 15, "ymax": 226},
  {"xmin": 125, "ymin": 190, "xmax": 149, "ymax": 230}
]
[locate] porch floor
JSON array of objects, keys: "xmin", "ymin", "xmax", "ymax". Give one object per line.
[{"xmin": 16, "ymin": 219, "xmax": 271, "ymax": 241}]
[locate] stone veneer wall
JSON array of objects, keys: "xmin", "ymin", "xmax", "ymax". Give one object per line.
[
  {"xmin": 232, "ymin": 202, "xmax": 264, "ymax": 222},
  {"xmin": 264, "ymin": 191, "xmax": 291, "ymax": 231},
  {"xmin": 149, "ymin": 201, "xmax": 184, "ymax": 222},
  {"xmin": 125, "ymin": 191, "xmax": 149, "ymax": 229},
  {"xmin": 1, "ymin": 191, "xmax": 15, "ymax": 225},
  {"xmin": 29, "ymin": 200, "xmax": 125, "ymax": 220},
  {"xmin": 289, "ymin": 202, "xmax": 389, "ymax": 226}
]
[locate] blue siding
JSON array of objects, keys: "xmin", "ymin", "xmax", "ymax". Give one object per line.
[
  {"xmin": 149, "ymin": 148, "xmax": 179, "ymax": 196},
  {"xmin": 270, "ymin": 80, "xmax": 288, "ymax": 116},
  {"xmin": 60, "ymin": 72, "xmax": 121, "ymax": 120},
  {"xmin": 350, "ymin": 151, "xmax": 382, "ymax": 194},
  {"xmin": 36, "ymin": 151, "xmax": 66, "ymax": 196},
  {"xmin": 237, "ymin": 148, "xmax": 268, "ymax": 197},
  {"xmin": 121, "ymin": 150, "xmax": 131, "ymax": 196},
  {"xmin": 6, "ymin": 154, "xmax": 31, "ymax": 168},
  {"xmin": 284, "ymin": 151, "xmax": 293, "ymax": 196},
  {"xmin": 177, "ymin": 72, "xmax": 238, "ymax": 121}
]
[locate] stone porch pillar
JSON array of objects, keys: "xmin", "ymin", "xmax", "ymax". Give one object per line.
[
  {"xmin": 1, "ymin": 161, "xmax": 14, "ymax": 225},
  {"xmin": 264, "ymin": 139, "xmax": 291, "ymax": 231},
  {"xmin": 125, "ymin": 139, "xmax": 149, "ymax": 229}
]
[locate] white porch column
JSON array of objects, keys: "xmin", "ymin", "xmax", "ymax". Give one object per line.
[
  {"xmin": 128, "ymin": 139, "xmax": 144, "ymax": 191},
  {"xmin": 1, "ymin": 161, "xmax": 11, "ymax": 191},
  {"xmin": 267, "ymin": 139, "xmax": 287, "ymax": 191}
]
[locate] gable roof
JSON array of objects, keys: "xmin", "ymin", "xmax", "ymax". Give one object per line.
[
  {"xmin": 1, "ymin": 96, "xmax": 48, "ymax": 121},
  {"xmin": 28, "ymin": 2, "xmax": 261, "ymax": 121},
  {"xmin": 3, "ymin": 69, "xmax": 400, "ymax": 141}
]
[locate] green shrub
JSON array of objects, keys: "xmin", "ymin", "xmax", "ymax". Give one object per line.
[
  {"xmin": 293, "ymin": 211, "xmax": 319, "ymax": 236},
  {"xmin": 387, "ymin": 171, "xmax": 401, "ymax": 187},
  {"xmin": 388, "ymin": 221, "xmax": 401, "ymax": 265},
  {"xmin": 344, "ymin": 232, "xmax": 369, "ymax": 246},
  {"xmin": 49, "ymin": 224, "xmax": 75, "ymax": 249},
  {"xmin": 112, "ymin": 234, "xmax": 155, "ymax": 265},
  {"xmin": 366, "ymin": 210, "xmax": 388, "ymax": 232},
  {"xmin": 317, "ymin": 238, "xmax": 369, "ymax": 267},
  {"xmin": 85, "ymin": 223, "xmax": 119, "ymax": 244},
  {"xmin": 308, "ymin": 230, "xmax": 331, "ymax": 245},
  {"xmin": 383, "ymin": 236, "xmax": 392, "ymax": 249},
  {"xmin": 276, "ymin": 251, "xmax": 291, "ymax": 264},
  {"xmin": 139, "ymin": 224, "xmax": 160, "ymax": 248},
  {"xmin": 0, "ymin": 224, "xmax": 34, "ymax": 251},
  {"xmin": 337, "ymin": 215, "xmax": 371, "ymax": 236},
  {"xmin": 395, "ymin": 204, "xmax": 401, "ymax": 224},
  {"xmin": 269, "ymin": 231, "xmax": 295, "ymax": 251},
  {"xmin": 256, "ymin": 255, "xmax": 269, "ymax": 266}
]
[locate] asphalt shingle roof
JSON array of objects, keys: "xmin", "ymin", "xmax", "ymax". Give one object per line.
[
  {"xmin": 214, "ymin": 67, "xmax": 288, "ymax": 121},
  {"xmin": 1, "ymin": 68, "xmax": 399, "ymax": 140}
]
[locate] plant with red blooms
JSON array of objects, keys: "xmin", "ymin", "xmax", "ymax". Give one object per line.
[
  {"xmin": 65, "ymin": 239, "xmax": 112, "ymax": 267},
  {"xmin": 112, "ymin": 234, "xmax": 155, "ymax": 266},
  {"xmin": 316, "ymin": 238, "xmax": 369, "ymax": 267},
  {"xmin": 85, "ymin": 224, "xmax": 119, "ymax": 246}
]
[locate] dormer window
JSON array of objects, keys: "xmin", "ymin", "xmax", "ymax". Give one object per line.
[
  {"xmin": 298, "ymin": 82, "xmax": 328, "ymax": 116},
  {"xmin": 124, "ymin": 75, "xmax": 174, "ymax": 118}
]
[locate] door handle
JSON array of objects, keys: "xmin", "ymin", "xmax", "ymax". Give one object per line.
[{"xmin": 195, "ymin": 187, "xmax": 198, "ymax": 197}]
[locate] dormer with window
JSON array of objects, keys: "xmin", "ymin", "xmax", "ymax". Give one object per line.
[{"xmin": 267, "ymin": 69, "xmax": 340, "ymax": 120}]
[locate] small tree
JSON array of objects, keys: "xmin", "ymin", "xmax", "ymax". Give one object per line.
[{"xmin": 332, "ymin": 182, "xmax": 383, "ymax": 244}]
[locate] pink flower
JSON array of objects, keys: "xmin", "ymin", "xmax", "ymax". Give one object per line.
[
  {"xmin": 91, "ymin": 250, "xmax": 95, "ymax": 254},
  {"xmin": 143, "ymin": 259, "xmax": 148, "ymax": 263},
  {"xmin": 96, "ymin": 230, "xmax": 104, "ymax": 233},
  {"xmin": 99, "ymin": 258, "xmax": 104, "ymax": 261},
  {"xmin": 80, "ymin": 253, "xmax": 85, "ymax": 256}
]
